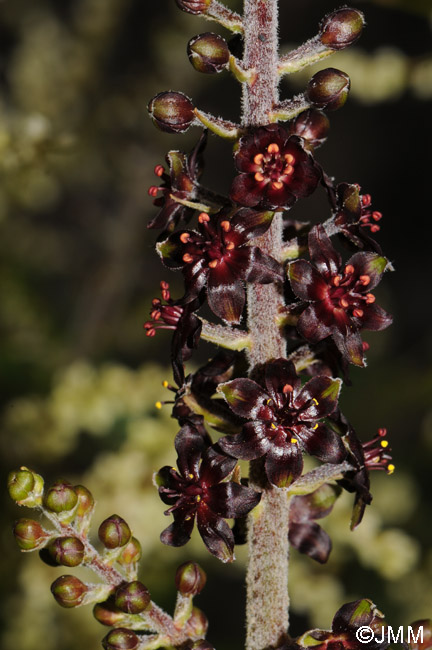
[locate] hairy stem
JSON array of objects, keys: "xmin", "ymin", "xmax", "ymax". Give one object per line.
[{"xmin": 243, "ymin": 1, "xmax": 290, "ymax": 649}]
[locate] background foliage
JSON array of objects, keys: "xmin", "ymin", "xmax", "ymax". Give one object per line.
[{"xmin": 1, "ymin": 1, "xmax": 431, "ymax": 648}]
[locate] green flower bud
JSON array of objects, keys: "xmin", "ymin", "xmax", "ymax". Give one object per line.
[
  {"xmin": 51, "ymin": 575, "xmax": 88, "ymax": 608},
  {"xmin": 175, "ymin": 0, "xmax": 211, "ymax": 15},
  {"xmin": 115, "ymin": 581, "xmax": 151, "ymax": 614},
  {"xmin": 74, "ymin": 485, "xmax": 95, "ymax": 517},
  {"xmin": 98, "ymin": 515, "xmax": 131, "ymax": 549},
  {"xmin": 187, "ymin": 607, "xmax": 208, "ymax": 638},
  {"xmin": 175, "ymin": 561, "xmax": 207, "ymax": 596},
  {"xmin": 187, "ymin": 33, "xmax": 229, "ymax": 74},
  {"xmin": 48, "ymin": 537, "xmax": 85, "ymax": 567},
  {"xmin": 306, "ymin": 68, "xmax": 350, "ymax": 111},
  {"xmin": 13, "ymin": 518, "xmax": 50, "ymax": 551},
  {"xmin": 117, "ymin": 537, "xmax": 142, "ymax": 566},
  {"xmin": 8, "ymin": 468, "xmax": 35, "ymax": 501},
  {"xmin": 288, "ymin": 108, "xmax": 330, "ymax": 150},
  {"xmin": 148, "ymin": 92, "xmax": 195, "ymax": 134},
  {"xmin": 43, "ymin": 480, "xmax": 78, "ymax": 513},
  {"xmin": 320, "ymin": 8, "xmax": 365, "ymax": 51},
  {"xmin": 93, "ymin": 600, "xmax": 127, "ymax": 627},
  {"xmin": 102, "ymin": 628, "xmax": 140, "ymax": 650}
]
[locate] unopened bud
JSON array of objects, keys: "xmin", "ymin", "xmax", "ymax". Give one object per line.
[
  {"xmin": 8, "ymin": 468, "xmax": 35, "ymax": 501},
  {"xmin": 51, "ymin": 575, "xmax": 88, "ymax": 608},
  {"xmin": 115, "ymin": 581, "xmax": 151, "ymax": 614},
  {"xmin": 175, "ymin": 561, "xmax": 207, "ymax": 596},
  {"xmin": 188, "ymin": 33, "xmax": 229, "ymax": 74},
  {"xmin": 175, "ymin": 0, "xmax": 211, "ymax": 14},
  {"xmin": 74, "ymin": 485, "xmax": 95, "ymax": 517},
  {"xmin": 288, "ymin": 109, "xmax": 330, "ymax": 149},
  {"xmin": 13, "ymin": 518, "xmax": 50, "ymax": 550},
  {"xmin": 117, "ymin": 537, "xmax": 142, "ymax": 566},
  {"xmin": 187, "ymin": 607, "xmax": 208, "ymax": 637},
  {"xmin": 102, "ymin": 628, "xmax": 140, "ymax": 650},
  {"xmin": 43, "ymin": 480, "xmax": 78, "ymax": 513},
  {"xmin": 93, "ymin": 600, "xmax": 126, "ymax": 627},
  {"xmin": 48, "ymin": 537, "xmax": 85, "ymax": 567},
  {"xmin": 148, "ymin": 91, "xmax": 195, "ymax": 134},
  {"xmin": 98, "ymin": 515, "xmax": 131, "ymax": 549},
  {"xmin": 320, "ymin": 8, "xmax": 365, "ymax": 51},
  {"xmin": 306, "ymin": 68, "xmax": 350, "ymax": 111}
]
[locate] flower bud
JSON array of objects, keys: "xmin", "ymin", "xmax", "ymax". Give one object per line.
[
  {"xmin": 320, "ymin": 8, "xmax": 365, "ymax": 51},
  {"xmin": 51, "ymin": 575, "xmax": 88, "ymax": 608},
  {"xmin": 98, "ymin": 515, "xmax": 131, "ymax": 549},
  {"xmin": 74, "ymin": 485, "xmax": 95, "ymax": 517},
  {"xmin": 187, "ymin": 33, "xmax": 229, "ymax": 74},
  {"xmin": 175, "ymin": 561, "xmax": 207, "ymax": 596},
  {"xmin": 43, "ymin": 480, "xmax": 78, "ymax": 513},
  {"xmin": 175, "ymin": 0, "xmax": 211, "ymax": 14},
  {"xmin": 13, "ymin": 518, "xmax": 50, "ymax": 550},
  {"xmin": 102, "ymin": 628, "xmax": 140, "ymax": 650},
  {"xmin": 148, "ymin": 92, "xmax": 195, "ymax": 134},
  {"xmin": 8, "ymin": 468, "xmax": 35, "ymax": 501},
  {"xmin": 115, "ymin": 581, "xmax": 151, "ymax": 614},
  {"xmin": 288, "ymin": 109, "xmax": 330, "ymax": 150},
  {"xmin": 117, "ymin": 537, "xmax": 142, "ymax": 566},
  {"xmin": 306, "ymin": 68, "xmax": 350, "ymax": 111},
  {"xmin": 187, "ymin": 607, "xmax": 208, "ymax": 637},
  {"xmin": 48, "ymin": 536, "xmax": 85, "ymax": 567},
  {"xmin": 93, "ymin": 600, "xmax": 126, "ymax": 626}
]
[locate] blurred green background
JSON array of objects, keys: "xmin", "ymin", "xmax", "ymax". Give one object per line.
[{"xmin": 1, "ymin": 0, "xmax": 431, "ymax": 648}]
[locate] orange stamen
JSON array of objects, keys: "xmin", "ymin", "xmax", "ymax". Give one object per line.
[
  {"xmin": 220, "ymin": 220, "xmax": 231, "ymax": 232},
  {"xmin": 208, "ymin": 260, "xmax": 218, "ymax": 268},
  {"xmin": 340, "ymin": 298, "xmax": 349, "ymax": 308},
  {"xmin": 154, "ymin": 165, "xmax": 164, "ymax": 177},
  {"xmin": 365, "ymin": 293, "xmax": 375, "ymax": 304},
  {"xmin": 283, "ymin": 384, "xmax": 293, "ymax": 394},
  {"xmin": 284, "ymin": 165, "xmax": 294, "ymax": 175},
  {"xmin": 226, "ymin": 242, "xmax": 235, "ymax": 251},
  {"xmin": 353, "ymin": 308, "xmax": 364, "ymax": 318},
  {"xmin": 284, "ymin": 153, "xmax": 295, "ymax": 164},
  {"xmin": 198, "ymin": 212, "xmax": 210, "ymax": 223},
  {"xmin": 271, "ymin": 181, "xmax": 284, "ymax": 190},
  {"xmin": 333, "ymin": 275, "xmax": 342, "ymax": 287},
  {"xmin": 148, "ymin": 186, "xmax": 159, "ymax": 197},
  {"xmin": 254, "ymin": 172, "xmax": 265, "ymax": 182},
  {"xmin": 180, "ymin": 232, "xmax": 190, "ymax": 243},
  {"xmin": 344, "ymin": 264, "xmax": 355, "ymax": 275},
  {"xmin": 253, "ymin": 153, "xmax": 264, "ymax": 165},
  {"xmin": 267, "ymin": 143, "xmax": 280, "ymax": 154},
  {"xmin": 372, "ymin": 211, "xmax": 382, "ymax": 221},
  {"xmin": 182, "ymin": 253, "xmax": 193, "ymax": 263},
  {"xmin": 359, "ymin": 275, "xmax": 370, "ymax": 286}
]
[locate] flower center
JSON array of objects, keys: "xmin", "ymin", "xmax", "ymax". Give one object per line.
[
  {"xmin": 180, "ymin": 213, "xmax": 236, "ymax": 269},
  {"xmin": 329, "ymin": 265, "xmax": 375, "ymax": 318},
  {"xmin": 253, "ymin": 143, "xmax": 296, "ymax": 191}
]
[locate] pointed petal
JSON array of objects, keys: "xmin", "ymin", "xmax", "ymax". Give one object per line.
[
  {"xmin": 308, "ymin": 224, "xmax": 341, "ymax": 277},
  {"xmin": 298, "ymin": 423, "xmax": 346, "ymax": 464},
  {"xmin": 230, "ymin": 208, "xmax": 275, "ymax": 242},
  {"xmin": 296, "ymin": 376, "xmax": 341, "ymax": 420},
  {"xmin": 360, "ymin": 304, "xmax": 393, "ymax": 331},
  {"xmin": 207, "ymin": 271, "xmax": 245, "ymax": 324},
  {"xmin": 297, "ymin": 303, "xmax": 333, "ymax": 343},
  {"xmin": 175, "ymin": 423, "xmax": 207, "ymax": 479},
  {"xmin": 217, "ymin": 422, "xmax": 270, "ymax": 460},
  {"xmin": 288, "ymin": 260, "xmax": 328, "ymax": 301},
  {"xmin": 157, "ymin": 231, "xmax": 201, "ymax": 269},
  {"xmin": 289, "ymin": 522, "xmax": 332, "ymax": 564},
  {"xmin": 196, "ymin": 503, "xmax": 235, "ymax": 562},
  {"xmin": 347, "ymin": 252, "xmax": 388, "ymax": 290},
  {"xmin": 230, "ymin": 173, "xmax": 264, "ymax": 207},
  {"xmin": 332, "ymin": 599, "xmax": 376, "ymax": 633},
  {"xmin": 245, "ymin": 247, "xmax": 284, "ymax": 283},
  {"xmin": 265, "ymin": 441, "xmax": 303, "ymax": 487},
  {"xmin": 206, "ymin": 482, "xmax": 261, "ymax": 518},
  {"xmin": 290, "ymin": 484, "xmax": 342, "ymax": 522},
  {"xmin": 264, "ymin": 359, "xmax": 300, "ymax": 403},
  {"xmin": 218, "ymin": 378, "xmax": 269, "ymax": 419},
  {"xmin": 199, "ymin": 444, "xmax": 237, "ymax": 485},
  {"xmin": 332, "ymin": 327, "xmax": 365, "ymax": 367},
  {"xmin": 160, "ymin": 508, "xmax": 195, "ymax": 547}
]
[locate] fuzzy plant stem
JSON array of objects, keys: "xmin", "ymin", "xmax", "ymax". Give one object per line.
[{"xmin": 243, "ymin": 2, "xmax": 291, "ymax": 650}]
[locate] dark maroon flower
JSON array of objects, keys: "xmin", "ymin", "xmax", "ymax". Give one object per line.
[
  {"xmin": 218, "ymin": 359, "xmax": 345, "ymax": 487},
  {"xmin": 155, "ymin": 422, "xmax": 260, "ymax": 562},
  {"xmin": 157, "ymin": 207, "xmax": 283, "ymax": 323},
  {"xmin": 144, "ymin": 281, "xmax": 202, "ymax": 386},
  {"xmin": 297, "ymin": 599, "xmax": 388, "ymax": 649},
  {"xmin": 289, "ymin": 224, "xmax": 392, "ymax": 366},
  {"xmin": 148, "ymin": 131, "xmax": 207, "ymax": 232},
  {"xmin": 230, "ymin": 125, "xmax": 321, "ymax": 209},
  {"xmin": 289, "ymin": 483, "xmax": 341, "ymax": 564},
  {"xmin": 334, "ymin": 183, "xmax": 383, "ymax": 252}
]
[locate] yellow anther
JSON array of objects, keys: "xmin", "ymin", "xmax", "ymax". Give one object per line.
[
  {"xmin": 380, "ymin": 440, "xmax": 389, "ymax": 448},
  {"xmin": 312, "ymin": 398, "xmax": 319, "ymax": 405},
  {"xmin": 271, "ymin": 423, "xmax": 277, "ymax": 429},
  {"xmin": 155, "ymin": 401, "xmax": 163, "ymax": 409},
  {"xmin": 188, "ymin": 473, "xmax": 194, "ymax": 479},
  {"xmin": 162, "ymin": 380, "xmax": 169, "ymax": 388},
  {"xmin": 291, "ymin": 438, "xmax": 298, "ymax": 444},
  {"xmin": 312, "ymin": 423, "xmax": 318, "ymax": 430},
  {"xmin": 185, "ymin": 516, "xmax": 191, "ymax": 521},
  {"xmin": 266, "ymin": 399, "xmax": 272, "ymax": 405},
  {"xmin": 196, "ymin": 495, "xmax": 201, "ymax": 502},
  {"xmin": 387, "ymin": 464, "xmax": 395, "ymax": 474}
]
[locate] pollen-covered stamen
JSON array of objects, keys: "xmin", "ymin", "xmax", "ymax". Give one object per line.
[
  {"xmin": 180, "ymin": 232, "xmax": 191, "ymax": 244},
  {"xmin": 330, "ymin": 266, "xmax": 378, "ymax": 318},
  {"xmin": 183, "ymin": 253, "xmax": 194, "ymax": 263},
  {"xmin": 255, "ymin": 172, "xmax": 265, "ymax": 182},
  {"xmin": 254, "ymin": 153, "xmax": 264, "ymax": 165},
  {"xmin": 359, "ymin": 275, "xmax": 371, "ymax": 286},
  {"xmin": 220, "ymin": 220, "xmax": 231, "ymax": 232},
  {"xmin": 148, "ymin": 186, "xmax": 160, "ymax": 197},
  {"xmin": 267, "ymin": 143, "xmax": 280, "ymax": 154},
  {"xmin": 144, "ymin": 284, "xmax": 184, "ymax": 337},
  {"xmin": 154, "ymin": 164, "xmax": 165, "ymax": 177},
  {"xmin": 272, "ymin": 181, "xmax": 284, "ymax": 190},
  {"xmin": 251, "ymin": 142, "xmax": 297, "ymax": 188},
  {"xmin": 198, "ymin": 212, "xmax": 210, "ymax": 224},
  {"xmin": 362, "ymin": 428, "xmax": 394, "ymax": 473}
]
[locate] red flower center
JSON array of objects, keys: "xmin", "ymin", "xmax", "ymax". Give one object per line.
[
  {"xmin": 328, "ymin": 265, "xmax": 375, "ymax": 318},
  {"xmin": 253, "ymin": 143, "xmax": 297, "ymax": 191},
  {"xmin": 181, "ymin": 213, "xmax": 237, "ymax": 269}
]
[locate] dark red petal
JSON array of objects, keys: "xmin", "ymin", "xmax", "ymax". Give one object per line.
[
  {"xmin": 297, "ymin": 304, "xmax": 333, "ymax": 343},
  {"xmin": 289, "ymin": 260, "xmax": 328, "ymax": 301},
  {"xmin": 286, "ymin": 159, "xmax": 321, "ymax": 199},
  {"xmin": 308, "ymin": 224, "xmax": 341, "ymax": 277},
  {"xmin": 332, "ymin": 327, "xmax": 365, "ymax": 367},
  {"xmin": 217, "ymin": 422, "xmax": 270, "ymax": 460},
  {"xmin": 298, "ymin": 423, "xmax": 346, "ymax": 464},
  {"xmin": 296, "ymin": 376, "xmax": 341, "ymax": 420},
  {"xmin": 347, "ymin": 252, "xmax": 388, "ymax": 290},
  {"xmin": 157, "ymin": 231, "xmax": 203, "ymax": 269},
  {"xmin": 183, "ymin": 259, "xmax": 208, "ymax": 300},
  {"xmin": 206, "ymin": 482, "xmax": 261, "ymax": 518},
  {"xmin": 199, "ymin": 444, "xmax": 237, "ymax": 485},
  {"xmin": 230, "ymin": 173, "xmax": 265, "ymax": 207},
  {"xmin": 160, "ymin": 508, "xmax": 196, "ymax": 547},
  {"xmin": 289, "ymin": 522, "xmax": 332, "ymax": 564},
  {"xmin": 156, "ymin": 466, "xmax": 182, "ymax": 505},
  {"xmin": 264, "ymin": 359, "xmax": 300, "ymax": 403},
  {"xmin": 230, "ymin": 208, "xmax": 275, "ymax": 242},
  {"xmin": 245, "ymin": 247, "xmax": 284, "ymax": 284},
  {"xmin": 360, "ymin": 304, "xmax": 393, "ymax": 331},
  {"xmin": 332, "ymin": 599, "xmax": 375, "ymax": 633},
  {"xmin": 186, "ymin": 129, "xmax": 208, "ymax": 179},
  {"xmin": 263, "ymin": 183, "xmax": 297, "ymax": 210},
  {"xmin": 218, "ymin": 378, "xmax": 269, "ymax": 419},
  {"xmin": 148, "ymin": 201, "xmax": 185, "ymax": 231},
  {"xmin": 175, "ymin": 423, "xmax": 208, "ymax": 478},
  {"xmin": 207, "ymin": 270, "xmax": 245, "ymax": 324},
  {"xmin": 196, "ymin": 502, "xmax": 235, "ymax": 562},
  {"xmin": 265, "ymin": 441, "xmax": 303, "ymax": 488}
]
